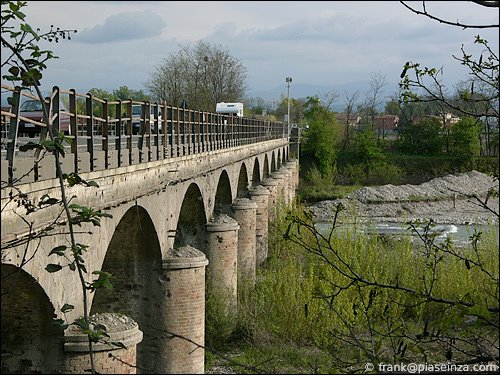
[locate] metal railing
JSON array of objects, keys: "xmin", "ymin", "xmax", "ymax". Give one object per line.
[{"xmin": 1, "ymin": 85, "xmax": 288, "ymax": 185}]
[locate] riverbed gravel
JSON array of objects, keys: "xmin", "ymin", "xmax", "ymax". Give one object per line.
[{"xmin": 308, "ymin": 170, "xmax": 499, "ymax": 225}]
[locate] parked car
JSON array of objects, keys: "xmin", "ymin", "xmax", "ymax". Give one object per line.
[
  {"xmin": 129, "ymin": 105, "xmax": 162, "ymax": 135},
  {"xmin": 18, "ymin": 99, "xmax": 70, "ymax": 137}
]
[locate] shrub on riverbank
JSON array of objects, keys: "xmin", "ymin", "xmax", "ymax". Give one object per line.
[{"xmin": 205, "ymin": 203, "xmax": 499, "ymax": 373}]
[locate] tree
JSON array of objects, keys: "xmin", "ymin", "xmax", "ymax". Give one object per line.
[
  {"xmin": 399, "ymin": 1, "xmax": 499, "ymax": 156},
  {"xmin": 352, "ymin": 128, "xmax": 385, "ymax": 166},
  {"xmin": 398, "ymin": 116, "xmax": 444, "ymax": 155},
  {"xmin": 146, "ymin": 40, "xmax": 247, "ymax": 111},
  {"xmin": 399, "ymin": 4, "xmax": 499, "ymax": 127},
  {"xmin": 301, "ymin": 95, "xmax": 342, "ymax": 177},
  {"xmin": 274, "ymin": 96, "xmax": 306, "ymax": 125},
  {"xmin": 449, "ymin": 116, "xmax": 482, "ymax": 159},
  {"xmin": 361, "ymin": 71, "xmax": 387, "ymax": 132},
  {"xmin": 341, "ymin": 89, "xmax": 361, "ymax": 150},
  {"xmin": 1, "ymin": 2, "xmax": 115, "ymax": 373},
  {"xmin": 112, "ymin": 85, "xmax": 150, "ymax": 102}
]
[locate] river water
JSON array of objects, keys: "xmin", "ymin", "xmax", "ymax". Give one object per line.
[{"xmin": 316, "ymin": 221, "xmax": 499, "ymax": 247}]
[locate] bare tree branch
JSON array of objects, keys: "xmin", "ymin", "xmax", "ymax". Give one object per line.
[{"xmin": 400, "ymin": 1, "xmax": 499, "ymax": 29}]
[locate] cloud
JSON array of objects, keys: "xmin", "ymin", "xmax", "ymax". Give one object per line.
[{"xmin": 76, "ymin": 10, "xmax": 166, "ymax": 44}]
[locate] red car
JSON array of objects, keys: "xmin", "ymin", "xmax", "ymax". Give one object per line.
[{"xmin": 18, "ymin": 99, "xmax": 70, "ymax": 137}]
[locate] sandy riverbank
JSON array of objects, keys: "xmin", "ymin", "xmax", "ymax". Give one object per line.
[{"xmin": 308, "ymin": 170, "xmax": 499, "ymax": 225}]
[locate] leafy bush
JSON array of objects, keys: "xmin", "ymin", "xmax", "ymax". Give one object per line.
[{"xmin": 231, "ymin": 203, "xmax": 499, "ymax": 373}]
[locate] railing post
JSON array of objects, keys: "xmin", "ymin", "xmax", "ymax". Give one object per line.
[
  {"xmin": 115, "ymin": 100, "xmax": 122, "ymax": 167},
  {"xmin": 169, "ymin": 105, "xmax": 175, "ymax": 157},
  {"xmin": 102, "ymin": 98, "xmax": 109, "ymax": 169},
  {"xmin": 208, "ymin": 113, "xmax": 213, "ymax": 151},
  {"xmin": 126, "ymin": 100, "xmax": 133, "ymax": 165},
  {"xmin": 145, "ymin": 101, "xmax": 152, "ymax": 162},
  {"xmin": 52, "ymin": 86, "xmax": 61, "ymax": 134},
  {"xmin": 187, "ymin": 109, "xmax": 192, "ymax": 155},
  {"xmin": 161, "ymin": 102, "xmax": 168, "ymax": 159},
  {"xmin": 216, "ymin": 114, "xmax": 220, "ymax": 149},
  {"xmin": 228, "ymin": 115, "xmax": 233, "ymax": 147},
  {"xmin": 137, "ymin": 102, "xmax": 145, "ymax": 163},
  {"xmin": 153, "ymin": 102, "xmax": 160, "ymax": 160},
  {"xmin": 176, "ymin": 106, "xmax": 182, "ymax": 157},
  {"xmin": 6, "ymin": 86, "xmax": 21, "ymax": 185},
  {"xmin": 200, "ymin": 111, "xmax": 205, "ymax": 153},
  {"xmin": 86, "ymin": 93, "xmax": 95, "ymax": 172},
  {"xmin": 179, "ymin": 107, "xmax": 183, "ymax": 155},
  {"xmin": 193, "ymin": 111, "xmax": 198, "ymax": 154},
  {"xmin": 69, "ymin": 89, "xmax": 79, "ymax": 173}
]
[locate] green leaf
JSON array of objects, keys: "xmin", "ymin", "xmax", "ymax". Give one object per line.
[
  {"xmin": 8, "ymin": 66, "xmax": 19, "ymax": 76},
  {"xmin": 52, "ymin": 318, "xmax": 69, "ymax": 330},
  {"xmin": 39, "ymin": 194, "xmax": 59, "ymax": 206},
  {"xmin": 45, "ymin": 264, "xmax": 62, "ymax": 273},
  {"xmin": 20, "ymin": 23, "xmax": 35, "ymax": 35},
  {"xmin": 61, "ymin": 304, "xmax": 74, "ymax": 313},
  {"xmin": 19, "ymin": 142, "xmax": 43, "ymax": 152},
  {"xmin": 24, "ymin": 58, "xmax": 39, "ymax": 67},
  {"xmin": 90, "ymin": 271, "xmax": 114, "ymax": 291},
  {"xmin": 9, "ymin": 2, "xmax": 19, "ymax": 11},
  {"xmin": 7, "ymin": 96, "xmax": 17, "ymax": 106},
  {"xmin": 13, "ymin": 10, "xmax": 26, "ymax": 20},
  {"xmin": 49, "ymin": 245, "xmax": 67, "ymax": 256}
]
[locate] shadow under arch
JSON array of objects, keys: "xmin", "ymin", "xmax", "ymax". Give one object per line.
[
  {"xmin": 263, "ymin": 154, "xmax": 269, "ymax": 179},
  {"xmin": 270, "ymin": 151, "xmax": 277, "ymax": 173},
  {"xmin": 90, "ymin": 205, "xmax": 163, "ymax": 374},
  {"xmin": 174, "ymin": 183, "xmax": 207, "ymax": 253},
  {"xmin": 252, "ymin": 157, "xmax": 261, "ymax": 187},
  {"xmin": 277, "ymin": 149, "xmax": 282, "ymax": 169},
  {"xmin": 214, "ymin": 170, "xmax": 232, "ymax": 215},
  {"xmin": 1, "ymin": 264, "xmax": 64, "ymax": 374},
  {"xmin": 237, "ymin": 162, "xmax": 249, "ymax": 197}
]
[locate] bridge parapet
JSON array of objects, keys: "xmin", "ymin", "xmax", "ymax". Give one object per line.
[{"xmin": 1, "ymin": 84, "xmax": 288, "ymax": 186}]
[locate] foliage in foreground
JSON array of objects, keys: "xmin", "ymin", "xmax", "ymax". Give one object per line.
[{"xmin": 206, "ymin": 202, "xmax": 499, "ymax": 373}]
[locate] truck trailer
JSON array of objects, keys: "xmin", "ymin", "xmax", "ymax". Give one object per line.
[{"xmin": 216, "ymin": 102, "xmax": 244, "ymax": 117}]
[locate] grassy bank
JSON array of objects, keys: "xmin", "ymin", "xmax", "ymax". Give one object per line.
[{"xmin": 204, "ymin": 201, "xmax": 499, "ymax": 374}]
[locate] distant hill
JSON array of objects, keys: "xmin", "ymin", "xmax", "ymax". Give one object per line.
[
  {"xmin": 2, "ymin": 81, "xmax": 399, "ymax": 113},
  {"xmin": 246, "ymin": 81, "xmax": 399, "ymax": 112}
]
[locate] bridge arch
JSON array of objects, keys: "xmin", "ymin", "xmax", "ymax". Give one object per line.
[
  {"xmin": 263, "ymin": 154, "xmax": 270, "ymax": 179},
  {"xmin": 237, "ymin": 162, "xmax": 249, "ymax": 197},
  {"xmin": 90, "ymin": 205, "xmax": 164, "ymax": 373},
  {"xmin": 213, "ymin": 170, "xmax": 233, "ymax": 215},
  {"xmin": 252, "ymin": 158, "xmax": 261, "ymax": 187},
  {"xmin": 174, "ymin": 183, "xmax": 207, "ymax": 253},
  {"xmin": 271, "ymin": 151, "xmax": 277, "ymax": 173},
  {"xmin": 1, "ymin": 264, "xmax": 64, "ymax": 373}
]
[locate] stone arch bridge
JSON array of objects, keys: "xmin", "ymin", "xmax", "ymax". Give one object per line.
[{"xmin": 1, "ymin": 85, "xmax": 300, "ymax": 374}]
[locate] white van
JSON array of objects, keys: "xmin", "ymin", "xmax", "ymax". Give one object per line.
[{"xmin": 216, "ymin": 102, "xmax": 244, "ymax": 117}]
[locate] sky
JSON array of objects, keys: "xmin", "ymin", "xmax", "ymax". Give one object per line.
[{"xmin": 2, "ymin": 1, "xmax": 499, "ymax": 102}]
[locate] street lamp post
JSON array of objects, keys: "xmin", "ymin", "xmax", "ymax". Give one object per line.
[{"xmin": 286, "ymin": 76, "xmax": 292, "ymax": 137}]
